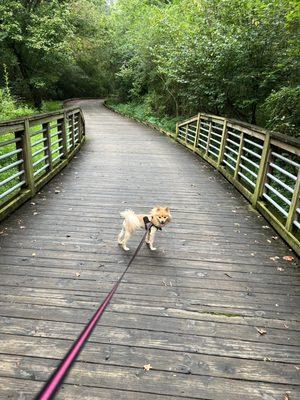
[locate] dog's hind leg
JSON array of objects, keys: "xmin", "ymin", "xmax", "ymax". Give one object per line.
[
  {"xmin": 122, "ymin": 230, "xmax": 131, "ymax": 251},
  {"xmin": 118, "ymin": 227, "xmax": 125, "ymax": 244}
]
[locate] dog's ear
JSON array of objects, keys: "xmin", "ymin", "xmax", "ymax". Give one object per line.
[
  {"xmin": 155, "ymin": 206, "xmax": 161, "ymax": 211},
  {"xmin": 165, "ymin": 207, "xmax": 170, "ymax": 213}
]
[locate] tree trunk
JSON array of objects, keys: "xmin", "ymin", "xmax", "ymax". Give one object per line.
[
  {"xmin": 10, "ymin": 42, "xmax": 42, "ymax": 108},
  {"xmin": 251, "ymin": 103, "xmax": 257, "ymax": 125}
]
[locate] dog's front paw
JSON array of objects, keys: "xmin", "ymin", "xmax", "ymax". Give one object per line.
[
  {"xmin": 149, "ymin": 246, "xmax": 157, "ymax": 251},
  {"xmin": 122, "ymin": 245, "xmax": 130, "ymax": 251}
]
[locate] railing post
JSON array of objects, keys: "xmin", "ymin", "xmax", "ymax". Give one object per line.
[
  {"xmin": 43, "ymin": 122, "xmax": 53, "ymax": 171},
  {"xmin": 286, "ymin": 169, "xmax": 300, "ymax": 231},
  {"xmin": 184, "ymin": 124, "xmax": 188, "ymax": 145},
  {"xmin": 252, "ymin": 132, "xmax": 271, "ymax": 207},
  {"xmin": 205, "ymin": 120, "xmax": 212, "ymax": 155},
  {"xmin": 175, "ymin": 122, "xmax": 179, "ymax": 141},
  {"xmin": 23, "ymin": 119, "xmax": 35, "ymax": 194},
  {"xmin": 71, "ymin": 113, "xmax": 75, "ymax": 149},
  {"xmin": 233, "ymin": 131, "xmax": 244, "ymax": 180},
  {"xmin": 78, "ymin": 112, "xmax": 83, "ymax": 142},
  {"xmin": 217, "ymin": 118, "xmax": 227, "ymax": 168},
  {"xmin": 61, "ymin": 113, "xmax": 68, "ymax": 158},
  {"xmin": 193, "ymin": 113, "xmax": 201, "ymax": 151}
]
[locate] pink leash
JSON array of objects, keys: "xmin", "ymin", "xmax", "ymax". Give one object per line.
[{"xmin": 36, "ymin": 227, "xmax": 150, "ymax": 400}]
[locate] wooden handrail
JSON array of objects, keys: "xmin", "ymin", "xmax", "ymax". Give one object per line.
[
  {"xmin": 175, "ymin": 112, "xmax": 300, "ymax": 255},
  {"xmin": 0, "ymin": 107, "xmax": 85, "ymax": 221}
]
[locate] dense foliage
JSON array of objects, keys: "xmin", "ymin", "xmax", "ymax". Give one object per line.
[{"xmin": 0, "ymin": 0, "xmax": 299, "ymax": 135}]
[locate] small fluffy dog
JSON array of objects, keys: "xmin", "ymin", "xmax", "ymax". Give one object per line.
[{"xmin": 118, "ymin": 206, "xmax": 172, "ymax": 251}]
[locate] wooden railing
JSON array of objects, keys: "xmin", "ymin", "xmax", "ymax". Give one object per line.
[
  {"xmin": 175, "ymin": 114, "xmax": 300, "ymax": 255},
  {"xmin": 0, "ymin": 107, "xmax": 85, "ymax": 221}
]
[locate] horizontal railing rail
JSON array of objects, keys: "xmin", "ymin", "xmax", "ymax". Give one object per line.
[
  {"xmin": 0, "ymin": 107, "xmax": 85, "ymax": 221},
  {"xmin": 175, "ymin": 113, "xmax": 300, "ymax": 255}
]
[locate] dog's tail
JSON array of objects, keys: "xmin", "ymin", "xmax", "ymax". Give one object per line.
[{"xmin": 120, "ymin": 209, "xmax": 140, "ymax": 232}]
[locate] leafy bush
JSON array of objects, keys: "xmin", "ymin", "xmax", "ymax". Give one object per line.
[
  {"xmin": 0, "ymin": 88, "xmax": 35, "ymax": 122},
  {"xmin": 106, "ymin": 100, "xmax": 181, "ymax": 133},
  {"xmin": 41, "ymin": 100, "xmax": 63, "ymax": 112},
  {"xmin": 262, "ymin": 86, "xmax": 300, "ymax": 137}
]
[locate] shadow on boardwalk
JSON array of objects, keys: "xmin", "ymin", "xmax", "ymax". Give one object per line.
[{"xmin": 0, "ymin": 100, "xmax": 299, "ymax": 399}]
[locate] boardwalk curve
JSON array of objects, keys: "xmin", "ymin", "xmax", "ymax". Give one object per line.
[{"xmin": 0, "ymin": 99, "xmax": 299, "ymax": 399}]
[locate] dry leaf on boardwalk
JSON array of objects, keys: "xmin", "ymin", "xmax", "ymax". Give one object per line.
[
  {"xmin": 283, "ymin": 393, "xmax": 290, "ymax": 400},
  {"xmin": 75, "ymin": 272, "xmax": 81, "ymax": 277},
  {"xmin": 283, "ymin": 255, "xmax": 294, "ymax": 262},
  {"xmin": 143, "ymin": 364, "xmax": 152, "ymax": 371},
  {"xmin": 256, "ymin": 328, "xmax": 267, "ymax": 336},
  {"xmin": 270, "ymin": 256, "xmax": 280, "ymax": 261}
]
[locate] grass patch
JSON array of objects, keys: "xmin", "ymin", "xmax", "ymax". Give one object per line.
[{"xmin": 106, "ymin": 99, "xmax": 181, "ymax": 133}]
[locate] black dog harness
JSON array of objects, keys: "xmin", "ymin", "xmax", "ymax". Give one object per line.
[{"xmin": 143, "ymin": 216, "xmax": 162, "ymax": 231}]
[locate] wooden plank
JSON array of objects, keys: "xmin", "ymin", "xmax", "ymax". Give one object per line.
[
  {"xmin": 0, "ymin": 316, "xmax": 299, "ymax": 366},
  {"xmin": 3, "ymin": 354, "xmax": 298, "ymax": 400},
  {"xmin": 0, "ymin": 376, "xmax": 189, "ymax": 400},
  {"xmin": 0, "ymin": 298, "xmax": 299, "ymax": 347}
]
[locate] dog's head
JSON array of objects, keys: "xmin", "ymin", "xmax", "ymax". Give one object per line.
[{"xmin": 150, "ymin": 206, "xmax": 172, "ymax": 228}]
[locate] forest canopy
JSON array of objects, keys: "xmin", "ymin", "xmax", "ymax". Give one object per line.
[{"xmin": 0, "ymin": 0, "xmax": 299, "ymax": 135}]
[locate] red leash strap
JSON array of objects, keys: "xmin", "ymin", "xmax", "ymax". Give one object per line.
[{"xmin": 36, "ymin": 227, "xmax": 150, "ymax": 400}]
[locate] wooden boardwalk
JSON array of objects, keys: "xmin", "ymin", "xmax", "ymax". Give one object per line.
[{"xmin": 0, "ymin": 99, "xmax": 299, "ymax": 400}]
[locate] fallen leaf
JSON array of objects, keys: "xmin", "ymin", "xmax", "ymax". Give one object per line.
[
  {"xmin": 143, "ymin": 364, "xmax": 152, "ymax": 371},
  {"xmin": 270, "ymin": 256, "xmax": 280, "ymax": 261},
  {"xmin": 272, "ymin": 236, "xmax": 278, "ymax": 240},
  {"xmin": 20, "ymin": 226, "xmax": 26, "ymax": 229},
  {"xmin": 262, "ymin": 225, "xmax": 270, "ymax": 229},
  {"xmin": 284, "ymin": 324, "xmax": 289, "ymax": 329},
  {"xmin": 283, "ymin": 255, "xmax": 294, "ymax": 262},
  {"xmin": 256, "ymin": 328, "xmax": 267, "ymax": 336},
  {"xmin": 32, "ymin": 253, "xmax": 36, "ymax": 257},
  {"xmin": 267, "ymin": 239, "xmax": 272, "ymax": 243},
  {"xmin": 75, "ymin": 272, "xmax": 81, "ymax": 277},
  {"xmin": 277, "ymin": 267, "xmax": 284, "ymax": 272}
]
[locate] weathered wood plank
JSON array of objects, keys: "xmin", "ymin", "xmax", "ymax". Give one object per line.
[
  {"xmin": 0, "ymin": 333, "xmax": 299, "ymax": 385},
  {"xmin": 0, "ymin": 315, "xmax": 299, "ymax": 364}
]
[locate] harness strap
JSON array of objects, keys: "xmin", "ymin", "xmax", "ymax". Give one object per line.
[
  {"xmin": 36, "ymin": 224, "xmax": 153, "ymax": 400},
  {"xmin": 143, "ymin": 216, "xmax": 162, "ymax": 231}
]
